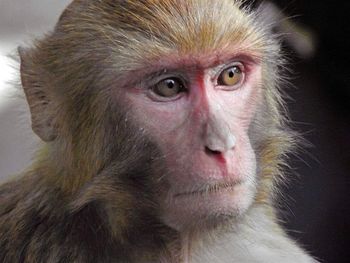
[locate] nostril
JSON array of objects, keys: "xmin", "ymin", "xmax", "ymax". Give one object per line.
[
  {"xmin": 205, "ymin": 146, "xmax": 221, "ymax": 155},
  {"xmin": 205, "ymin": 146, "xmax": 226, "ymax": 164}
]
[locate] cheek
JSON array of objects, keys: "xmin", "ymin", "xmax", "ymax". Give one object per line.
[
  {"xmin": 231, "ymin": 80, "xmax": 262, "ymax": 178},
  {"xmin": 219, "ymin": 64, "xmax": 262, "ymax": 131},
  {"xmin": 235, "ymin": 135, "xmax": 257, "ymax": 180},
  {"xmin": 125, "ymin": 94, "xmax": 192, "ymax": 141},
  {"xmin": 225, "ymin": 88, "xmax": 262, "ymax": 132}
]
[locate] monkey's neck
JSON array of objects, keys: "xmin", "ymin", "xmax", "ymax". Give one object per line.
[
  {"xmin": 163, "ymin": 226, "xmax": 227, "ymax": 263},
  {"xmin": 159, "ymin": 231, "xmax": 194, "ymax": 263},
  {"xmin": 181, "ymin": 233, "xmax": 192, "ymax": 263}
]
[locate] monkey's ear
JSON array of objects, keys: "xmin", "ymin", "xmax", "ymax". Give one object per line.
[{"xmin": 19, "ymin": 47, "xmax": 57, "ymax": 142}]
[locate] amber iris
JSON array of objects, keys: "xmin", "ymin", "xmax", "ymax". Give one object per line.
[
  {"xmin": 218, "ymin": 66, "xmax": 243, "ymax": 87},
  {"xmin": 153, "ymin": 78, "xmax": 185, "ymax": 97}
]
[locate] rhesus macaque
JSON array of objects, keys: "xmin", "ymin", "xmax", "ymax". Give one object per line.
[{"xmin": 0, "ymin": 0, "xmax": 318, "ymax": 262}]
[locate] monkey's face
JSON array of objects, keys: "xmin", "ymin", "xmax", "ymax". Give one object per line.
[
  {"xmin": 123, "ymin": 53, "xmax": 262, "ymax": 230},
  {"xmin": 19, "ymin": 0, "xmax": 285, "ymax": 234}
]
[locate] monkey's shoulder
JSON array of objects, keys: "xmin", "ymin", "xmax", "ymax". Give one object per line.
[{"xmin": 0, "ymin": 176, "xmax": 122, "ymax": 263}]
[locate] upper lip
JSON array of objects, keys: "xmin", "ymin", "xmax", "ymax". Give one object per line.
[{"xmin": 174, "ymin": 180, "xmax": 243, "ymax": 198}]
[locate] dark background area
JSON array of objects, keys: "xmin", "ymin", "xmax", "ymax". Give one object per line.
[{"xmin": 268, "ymin": 1, "xmax": 350, "ymax": 262}]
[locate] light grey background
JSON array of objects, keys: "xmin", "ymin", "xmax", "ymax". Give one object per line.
[{"xmin": 0, "ymin": 0, "xmax": 71, "ymax": 180}]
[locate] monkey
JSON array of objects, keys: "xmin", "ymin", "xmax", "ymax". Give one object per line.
[{"xmin": 0, "ymin": 0, "xmax": 319, "ymax": 262}]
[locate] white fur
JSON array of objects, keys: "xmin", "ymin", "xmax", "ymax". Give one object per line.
[{"xmin": 191, "ymin": 206, "xmax": 318, "ymax": 263}]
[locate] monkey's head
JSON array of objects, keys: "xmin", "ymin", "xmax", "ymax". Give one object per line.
[{"xmin": 20, "ymin": 0, "xmax": 293, "ymax": 232}]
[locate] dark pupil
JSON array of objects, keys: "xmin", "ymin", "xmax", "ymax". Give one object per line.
[
  {"xmin": 228, "ymin": 70, "xmax": 235, "ymax": 78},
  {"xmin": 228, "ymin": 67, "xmax": 240, "ymax": 78},
  {"xmin": 167, "ymin": 80, "xmax": 175, "ymax": 89}
]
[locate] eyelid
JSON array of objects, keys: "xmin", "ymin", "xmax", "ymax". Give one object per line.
[
  {"xmin": 216, "ymin": 61, "xmax": 244, "ymax": 76},
  {"xmin": 142, "ymin": 72, "xmax": 184, "ymax": 90},
  {"xmin": 147, "ymin": 89, "xmax": 184, "ymax": 102},
  {"xmin": 145, "ymin": 70, "xmax": 186, "ymax": 85}
]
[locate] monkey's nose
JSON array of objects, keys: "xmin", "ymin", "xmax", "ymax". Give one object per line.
[
  {"xmin": 205, "ymin": 135, "xmax": 236, "ymax": 154},
  {"xmin": 205, "ymin": 146, "xmax": 222, "ymax": 156},
  {"xmin": 204, "ymin": 112, "xmax": 236, "ymax": 154}
]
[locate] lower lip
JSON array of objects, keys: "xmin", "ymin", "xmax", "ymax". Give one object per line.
[{"xmin": 174, "ymin": 181, "xmax": 242, "ymax": 198}]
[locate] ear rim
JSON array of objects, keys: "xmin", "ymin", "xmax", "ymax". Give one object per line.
[{"xmin": 18, "ymin": 46, "xmax": 57, "ymax": 142}]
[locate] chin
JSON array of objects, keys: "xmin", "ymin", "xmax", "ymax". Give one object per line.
[{"xmin": 161, "ymin": 180, "xmax": 257, "ymax": 231}]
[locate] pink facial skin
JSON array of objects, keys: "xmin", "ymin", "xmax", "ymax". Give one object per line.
[{"xmin": 123, "ymin": 52, "xmax": 262, "ymax": 230}]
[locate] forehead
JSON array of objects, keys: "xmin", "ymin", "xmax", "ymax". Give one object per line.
[
  {"xmin": 100, "ymin": 0, "xmax": 264, "ymax": 66},
  {"xmin": 61, "ymin": 0, "xmax": 267, "ymax": 74},
  {"xmin": 138, "ymin": 52, "xmax": 262, "ymax": 79},
  {"xmin": 96, "ymin": 1, "xmax": 262, "ymax": 48}
]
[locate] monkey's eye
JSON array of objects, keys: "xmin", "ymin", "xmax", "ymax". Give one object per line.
[
  {"xmin": 218, "ymin": 65, "xmax": 244, "ymax": 87},
  {"xmin": 152, "ymin": 78, "xmax": 186, "ymax": 98}
]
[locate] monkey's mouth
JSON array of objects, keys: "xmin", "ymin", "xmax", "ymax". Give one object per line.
[{"xmin": 173, "ymin": 180, "xmax": 244, "ymax": 198}]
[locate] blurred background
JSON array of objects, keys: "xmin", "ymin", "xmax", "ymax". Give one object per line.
[
  {"xmin": 0, "ymin": 0, "xmax": 349, "ymax": 262},
  {"xmin": 0, "ymin": 0, "xmax": 71, "ymax": 181}
]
